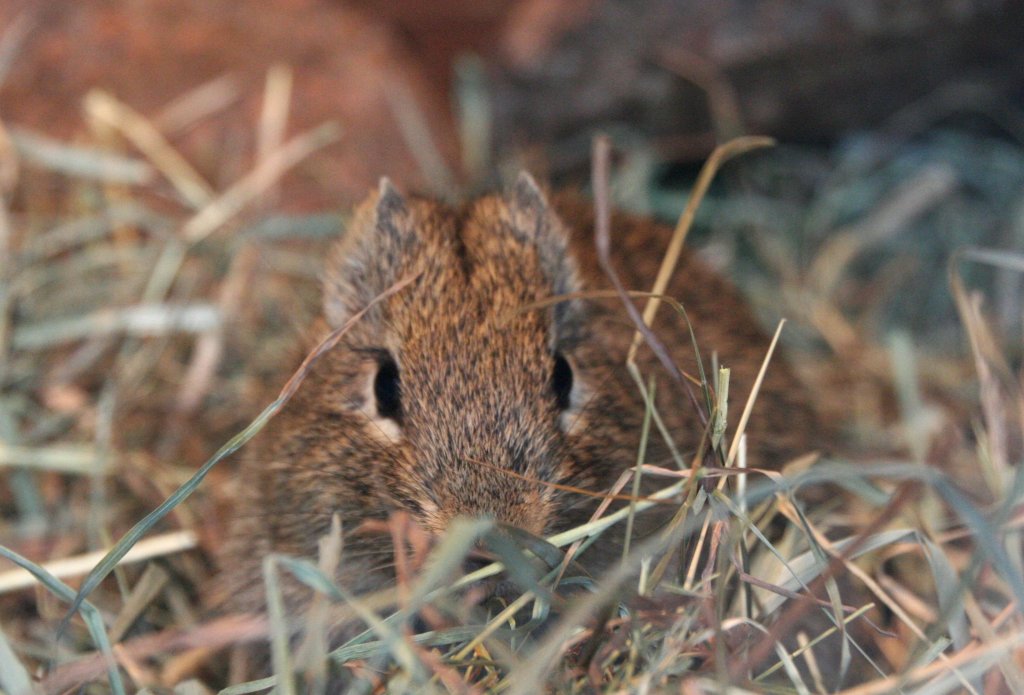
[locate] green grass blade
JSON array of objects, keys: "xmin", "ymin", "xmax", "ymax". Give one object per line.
[
  {"xmin": 0, "ymin": 618, "xmax": 35, "ymax": 695},
  {"xmin": 482, "ymin": 528, "xmax": 552, "ymax": 602},
  {"xmin": 933, "ymin": 476, "xmax": 1024, "ymax": 609},
  {"xmin": 262, "ymin": 556, "xmax": 295, "ymax": 695},
  {"xmin": 410, "ymin": 517, "xmax": 494, "ymax": 609},
  {"xmin": 0, "ymin": 544, "xmax": 124, "ymax": 694}
]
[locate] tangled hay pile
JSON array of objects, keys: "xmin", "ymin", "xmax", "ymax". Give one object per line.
[{"xmin": 1, "ymin": 68, "xmax": 1023, "ymax": 694}]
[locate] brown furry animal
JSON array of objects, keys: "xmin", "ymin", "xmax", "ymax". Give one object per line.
[{"xmin": 219, "ymin": 173, "xmax": 817, "ymax": 615}]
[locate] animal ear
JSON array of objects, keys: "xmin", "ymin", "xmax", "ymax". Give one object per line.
[
  {"xmin": 323, "ymin": 177, "xmax": 418, "ymax": 327},
  {"xmin": 509, "ymin": 171, "xmax": 547, "ymax": 224},
  {"xmin": 505, "ymin": 171, "xmax": 579, "ymax": 299},
  {"xmin": 504, "ymin": 172, "xmax": 584, "ymax": 343}
]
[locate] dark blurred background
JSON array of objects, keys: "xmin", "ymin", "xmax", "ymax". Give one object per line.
[{"xmin": 2, "ymin": 0, "xmax": 1022, "ymax": 202}]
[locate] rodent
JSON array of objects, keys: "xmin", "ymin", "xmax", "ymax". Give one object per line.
[{"xmin": 217, "ymin": 172, "xmax": 817, "ymax": 615}]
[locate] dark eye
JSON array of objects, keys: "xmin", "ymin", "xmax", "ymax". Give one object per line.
[
  {"xmin": 552, "ymin": 352, "xmax": 573, "ymax": 411},
  {"xmin": 374, "ymin": 353, "xmax": 402, "ymax": 421}
]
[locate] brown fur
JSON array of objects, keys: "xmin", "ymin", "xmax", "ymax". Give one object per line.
[{"xmin": 218, "ymin": 174, "xmax": 818, "ymax": 615}]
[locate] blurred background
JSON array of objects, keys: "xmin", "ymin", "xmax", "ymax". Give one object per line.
[
  {"xmin": 3, "ymin": 2, "xmax": 1022, "ymax": 198},
  {"xmin": 3, "ymin": 1, "xmax": 1023, "ymax": 344},
  {"xmin": 2, "ymin": 1, "xmax": 1024, "ymax": 690}
]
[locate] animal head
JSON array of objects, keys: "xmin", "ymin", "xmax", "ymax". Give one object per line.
[{"xmin": 317, "ymin": 174, "xmax": 626, "ymax": 536}]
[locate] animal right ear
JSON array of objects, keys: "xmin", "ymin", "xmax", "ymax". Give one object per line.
[{"xmin": 323, "ymin": 178, "xmax": 419, "ymax": 327}]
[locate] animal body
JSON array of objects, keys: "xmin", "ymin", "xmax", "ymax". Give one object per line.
[{"xmin": 219, "ymin": 173, "xmax": 816, "ymax": 615}]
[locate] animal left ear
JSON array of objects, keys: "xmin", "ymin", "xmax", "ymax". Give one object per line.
[{"xmin": 323, "ymin": 177, "xmax": 420, "ymax": 328}]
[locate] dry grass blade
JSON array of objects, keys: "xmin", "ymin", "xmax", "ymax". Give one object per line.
[
  {"xmin": 84, "ymin": 89, "xmax": 214, "ymax": 208},
  {"xmin": 385, "ymin": 77, "xmax": 457, "ymax": 198},
  {"xmin": 657, "ymin": 48, "xmax": 745, "ymax": 141},
  {"xmin": 0, "ymin": 529, "xmax": 195, "ymax": 595},
  {"xmin": 0, "ymin": 442, "xmax": 101, "ymax": 474},
  {"xmin": 754, "ymin": 604, "xmax": 878, "ymax": 684},
  {"xmin": 623, "ymin": 376, "xmax": 655, "ymax": 563},
  {"xmin": 13, "ymin": 303, "xmax": 220, "ymax": 350},
  {"xmin": 950, "ymin": 248, "xmax": 1021, "ymax": 486},
  {"xmin": 183, "ymin": 122, "xmax": 341, "ymax": 242},
  {"xmin": 724, "ymin": 319, "xmax": 784, "ymax": 468},
  {"xmin": 262, "ymin": 555, "xmax": 296, "ymax": 695},
  {"xmin": 168, "ymin": 244, "xmax": 259, "ymax": 437},
  {"xmin": 591, "ymin": 134, "xmax": 707, "ymax": 431},
  {"xmin": 834, "ymin": 629, "xmax": 1024, "ymax": 695},
  {"xmin": 155, "ymin": 73, "xmax": 241, "ymax": 135},
  {"xmin": 109, "ymin": 564, "xmax": 171, "ymax": 643},
  {"xmin": 8, "ymin": 126, "xmax": 153, "ymax": 183},
  {"xmin": 455, "ymin": 55, "xmax": 492, "ymax": 183},
  {"xmin": 450, "ymin": 591, "xmax": 534, "ymax": 662},
  {"xmin": 40, "ymin": 614, "xmax": 269, "ymax": 692},
  {"xmin": 625, "ymin": 134, "xmax": 774, "ymax": 364},
  {"xmin": 809, "ymin": 164, "xmax": 957, "ymax": 298},
  {"xmin": 732, "ymin": 481, "xmax": 918, "ymax": 680},
  {"xmin": 256, "ymin": 63, "xmax": 293, "ymax": 204}
]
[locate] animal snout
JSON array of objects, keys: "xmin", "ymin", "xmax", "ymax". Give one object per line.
[{"xmin": 427, "ymin": 474, "xmax": 552, "ymax": 538}]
